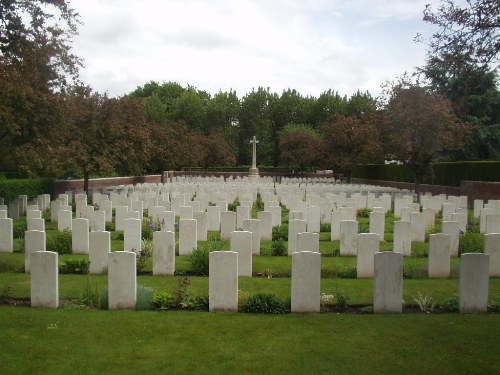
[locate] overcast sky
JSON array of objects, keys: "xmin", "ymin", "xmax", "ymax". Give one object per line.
[{"xmin": 70, "ymin": 0, "xmax": 442, "ymax": 99}]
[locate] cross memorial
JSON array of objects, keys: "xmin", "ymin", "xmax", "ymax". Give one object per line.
[{"xmin": 249, "ymin": 136, "xmax": 260, "ymax": 178}]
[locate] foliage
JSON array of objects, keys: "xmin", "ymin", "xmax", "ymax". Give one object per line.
[
  {"xmin": 440, "ymin": 293, "xmax": 459, "ymax": 312},
  {"xmin": 321, "ymin": 110, "xmax": 388, "ymax": 176},
  {"xmin": 459, "ymin": 232, "xmax": 484, "ymax": 254},
  {"xmin": 75, "ymin": 277, "xmax": 99, "ymax": 308},
  {"xmin": 59, "ymin": 259, "xmax": 90, "ymax": 274},
  {"xmin": 172, "ymin": 276, "xmax": 191, "ymax": 309},
  {"xmin": 272, "ymin": 224, "xmax": 288, "ymax": 241},
  {"xmin": 46, "ymin": 230, "xmax": 72, "ymax": 254},
  {"xmin": 136, "ymin": 239, "xmax": 153, "ymax": 273},
  {"xmin": 152, "ymin": 291, "xmax": 175, "ymax": 310},
  {"xmin": 383, "ymin": 80, "xmax": 470, "ymax": 196},
  {"xmin": 271, "ymin": 239, "xmax": 287, "ymax": 256},
  {"xmin": 0, "ymin": 179, "xmax": 54, "ymax": 203},
  {"xmin": 278, "ymin": 124, "xmax": 322, "ymax": 171},
  {"xmin": 227, "ymin": 197, "xmax": 240, "ymax": 212},
  {"xmin": 413, "ymin": 291, "xmax": 436, "ymax": 313},
  {"xmin": 243, "ymin": 293, "xmax": 287, "ymax": 314},
  {"xmin": 337, "ymin": 266, "xmax": 358, "ymax": 279},
  {"xmin": 356, "ymin": 208, "xmax": 371, "ymax": 218},
  {"xmin": 136, "ymin": 285, "xmax": 154, "ymax": 311},
  {"xmin": 189, "ymin": 131, "xmax": 236, "ymax": 171},
  {"xmin": 0, "ymin": 284, "xmax": 12, "ymax": 303},
  {"xmin": 12, "ymin": 219, "xmax": 27, "ymax": 240},
  {"xmin": 189, "ymin": 246, "xmax": 211, "ymax": 276},
  {"xmin": 99, "ymin": 287, "xmax": 109, "ymax": 310},
  {"xmin": 320, "ymin": 223, "xmax": 331, "ymax": 232},
  {"xmin": 142, "ymin": 217, "xmax": 161, "ymax": 241},
  {"xmin": 254, "ymin": 193, "xmax": 264, "ymax": 211}
]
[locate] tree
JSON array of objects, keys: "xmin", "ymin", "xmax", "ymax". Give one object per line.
[
  {"xmin": 418, "ymin": 0, "xmax": 500, "ymax": 68},
  {"xmin": 170, "ymin": 89, "xmax": 206, "ymax": 132},
  {"xmin": 278, "ymin": 124, "xmax": 321, "ymax": 172},
  {"xmin": 189, "ymin": 131, "xmax": 236, "ymax": 171},
  {"xmin": 384, "ymin": 83, "xmax": 469, "ymax": 197},
  {"xmin": 321, "ymin": 113, "xmax": 387, "ymax": 178}
]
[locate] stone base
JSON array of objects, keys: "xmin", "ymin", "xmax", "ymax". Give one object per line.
[{"xmin": 248, "ymin": 167, "xmax": 260, "ymax": 178}]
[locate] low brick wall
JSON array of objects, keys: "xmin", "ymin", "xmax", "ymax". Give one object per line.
[
  {"xmin": 54, "ymin": 175, "xmax": 161, "ymax": 196},
  {"xmin": 460, "ymin": 181, "xmax": 500, "ymax": 203}
]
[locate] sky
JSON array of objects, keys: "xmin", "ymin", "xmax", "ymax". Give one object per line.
[{"xmin": 69, "ymin": 0, "xmax": 442, "ymax": 99}]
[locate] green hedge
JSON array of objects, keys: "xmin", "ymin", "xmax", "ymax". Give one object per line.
[
  {"xmin": 0, "ymin": 178, "xmax": 54, "ymax": 203},
  {"xmin": 184, "ymin": 166, "xmax": 291, "ymax": 173},
  {"xmin": 352, "ymin": 161, "xmax": 500, "ymax": 187}
]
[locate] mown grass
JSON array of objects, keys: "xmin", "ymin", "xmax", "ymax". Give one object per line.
[{"xmin": 0, "ymin": 307, "xmax": 499, "ymax": 375}]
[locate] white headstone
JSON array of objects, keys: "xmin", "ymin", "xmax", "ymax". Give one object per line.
[
  {"xmin": 242, "ymin": 219, "xmax": 260, "ymax": 255},
  {"xmin": 340, "ymin": 220, "xmax": 358, "ymax": 256},
  {"xmin": 30, "ymin": 251, "xmax": 58, "ymax": 308},
  {"xmin": 153, "ymin": 231, "xmax": 175, "ymax": 276},
  {"xmin": 374, "ymin": 252, "xmax": 403, "ymax": 313},
  {"xmin": 291, "ymin": 251, "xmax": 320, "ymax": 313},
  {"xmin": 484, "ymin": 233, "xmax": 500, "ymax": 277},
  {"xmin": 89, "ymin": 231, "xmax": 110, "ymax": 274},
  {"xmin": 0, "ymin": 218, "xmax": 13, "ymax": 253},
  {"xmin": 209, "ymin": 251, "xmax": 238, "ymax": 312},
  {"xmin": 357, "ymin": 233, "xmax": 379, "ymax": 278},
  {"xmin": 24, "ymin": 230, "xmax": 45, "ymax": 273},
  {"xmin": 124, "ymin": 218, "xmax": 141, "ymax": 254},
  {"xmin": 428, "ymin": 233, "xmax": 451, "ymax": 278},
  {"xmin": 288, "ymin": 219, "xmax": 306, "ymax": 256},
  {"xmin": 459, "ymin": 253, "xmax": 489, "ymax": 313},
  {"xmin": 72, "ymin": 218, "xmax": 89, "ymax": 254},
  {"xmin": 230, "ymin": 230, "xmax": 252, "ymax": 277},
  {"xmin": 179, "ymin": 219, "xmax": 197, "ymax": 255},
  {"xmin": 108, "ymin": 251, "xmax": 136, "ymax": 310}
]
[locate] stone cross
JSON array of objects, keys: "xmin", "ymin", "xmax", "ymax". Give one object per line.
[{"xmin": 250, "ymin": 136, "xmax": 259, "ymax": 168}]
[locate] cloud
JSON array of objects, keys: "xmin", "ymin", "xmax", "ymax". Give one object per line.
[{"xmin": 70, "ymin": 0, "xmax": 436, "ymax": 98}]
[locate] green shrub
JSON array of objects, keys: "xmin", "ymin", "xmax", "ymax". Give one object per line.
[
  {"xmin": 13, "ymin": 219, "xmax": 27, "ymax": 239},
  {"xmin": 46, "ymin": 230, "xmax": 72, "ymax": 254},
  {"xmin": 190, "ymin": 294, "xmax": 209, "ymax": 311},
  {"xmin": 99, "ymin": 287, "xmax": 109, "ymax": 310},
  {"xmin": 254, "ymin": 194, "xmax": 264, "ymax": 211},
  {"xmin": 59, "ymin": 259, "xmax": 89, "ymax": 274},
  {"xmin": 76, "ymin": 277, "xmax": 99, "ymax": 308},
  {"xmin": 338, "ymin": 266, "xmax": 357, "ymax": 279},
  {"xmin": 440, "ymin": 294, "xmax": 459, "ymax": 312},
  {"xmin": 320, "ymin": 223, "xmax": 331, "ymax": 232},
  {"xmin": 227, "ymin": 197, "xmax": 240, "ymax": 212},
  {"xmin": 356, "ymin": 208, "xmax": 371, "ymax": 218},
  {"xmin": 141, "ymin": 217, "xmax": 161, "ymax": 240},
  {"xmin": 0, "ymin": 178, "xmax": 54, "ymax": 203},
  {"xmin": 189, "ymin": 247, "xmax": 211, "ymax": 276},
  {"xmin": 272, "ymin": 224, "xmax": 288, "ymax": 241},
  {"xmin": 152, "ymin": 291, "xmax": 175, "ymax": 310},
  {"xmin": 136, "ymin": 285, "xmax": 154, "ymax": 310},
  {"xmin": 136, "ymin": 239, "xmax": 153, "ymax": 273},
  {"xmin": 243, "ymin": 293, "xmax": 287, "ymax": 314},
  {"xmin": 271, "ymin": 239, "xmax": 286, "ymax": 256},
  {"xmin": 459, "ymin": 232, "xmax": 484, "ymax": 254}
]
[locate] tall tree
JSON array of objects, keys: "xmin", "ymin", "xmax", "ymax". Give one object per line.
[
  {"xmin": 189, "ymin": 131, "xmax": 236, "ymax": 171},
  {"xmin": 384, "ymin": 82, "xmax": 469, "ymax": 197},
  {"xmin": 278, "ymin": 124, "xmax": 321, "ymax": 172}
]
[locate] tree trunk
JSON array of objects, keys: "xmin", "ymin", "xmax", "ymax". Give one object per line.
[
  {"xmin": 414, "ymin": 173, "xmax": 421, "ymax": 204},
  {"xmin": 83, "ymin": 170, "xmax": 90, "ymax": 196}
]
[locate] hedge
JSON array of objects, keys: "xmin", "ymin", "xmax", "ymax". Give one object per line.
[
  {"xmin": 0, "ymin": 178, "xmax": 54, "ymax": 203},
  {"xmin": 352, "ymin": 161, "xmax": 500, "ymax": 187}
]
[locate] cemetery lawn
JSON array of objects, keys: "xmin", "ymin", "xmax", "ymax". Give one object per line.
[{"xmin": 0, "ymin": 307, "xmax": 499, "ymax": 375}]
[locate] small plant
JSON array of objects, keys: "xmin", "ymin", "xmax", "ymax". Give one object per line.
[
  {"xmin": 136, "ymin": 284, "xmax": 153, "ymax": 310},
  {"xmin": 227, "ymin": 198, "xmax": 240, "ymax": 212},
  {"xmin": 262, "ymin": 268, "xmax": 273, "ymax": 279},
  {"xmin": 440, "ymin": 293, "xmax": 459, "ymax": 312},
  {"xmin": 413, "ymin": 291, "xmax": 435, "ymax": 313},
  {"xmin": 152, "ymin": 291, "xmax": 175, "ymax": 310},
  {"xmin": 320, "ymin": 223, "xmax": 331, "ymax": 232},
  {"xmin": 253, "ymin": 194, "xmax": 264, "ymax": 211},
  {"xmin": 76, "ymin": 277, "xmax": 99, "ymax": 308},
  {"xmin": 189, "ymin": 246, "xmax": 211, "ymax": 276},
  {"xmin": 271, "ymin": 239, "xmax": 286, "ymax": 256},
  {"xmin": 59, "ymin": 259, "xmax": 90, "ymax": 274},
  {"xmin": 190, "ymin": 294, "xmax": 209, "ymax": 311},
  {"xmin": 99, "ymin": 287, "xmax": 109, "ymax": 310},
  {"xmin": 243, "ymin": 293, "xmax": 287, "ymax": 314},
  {"xmin": 0, "ymin": 284, "xmax": 12, "ymax": 304},
  {"xmin": 337, "ymin": 266, "xmax": 357, "ymax": 279},
  {"xmin": 272, "ymin": 224, "xmax": 288, "ymax": 241},
  {"xmin": 46, "ymin": 230, "xmax": 72, "ymax": 254},
  {"xmin": 13, "ymin": 219, "xmax": 27, "ymax": 239},
  {"xmin": 356, "ymin": 208, "xmax": 371, "ymax": 218},
  {"xmin": 172, "ymin": 276, "xmax": 191, "ymax": 308},
  {"xmin": 360, "ymin": 306, "xmax": 374, "ymax": 314},
  {"xmin": 142, "ymin": 217, "xmax": 161, "ymax": 240},
  {"xmin": 458, "ymin": 232, "xmax": 484, "ymax": 254},
  {"xmin": 334, "ymin": 289, "xmax": 350, "ymax": 308},
  {"xmin": 320, "ymin": 293, "xmax": 335, "ymax": 306},
  {"xmin": 136, "ymin": 239, "xmax": 153, "ymax": 273}
]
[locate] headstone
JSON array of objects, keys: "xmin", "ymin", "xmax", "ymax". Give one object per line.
[
  {"xmin": 72, "ymin": 218, "xmax": 89, "ymax": 254},
  {"xmin": 473, "ymin": 199, "xmax": 484, "ymax": 219},
  {"xmin": 242, "ymin": 219, "xmax": 260, "ymax": 255},
  {"xmin": 230, "ymin": 230, "xmax": 252, "ymax": 277},
  {"xmin": 90, "ymin": 210, "xmax": 105, "ymax": 232},
  {"xmin": 369, "ymin": 211, "xmax": 385, "ymax": 241},
  {"xmin": 153, "ymin": 231, "xmax": 175, "ymax": 276},
  {"xmin": 484, "ymin": 233, "xmax": 500, "ymax": 277},
  {"xmin": 27, "ymin": 218, "xmax": 45, "ymax": 232},
  {"xmin": 124, "ymin": 218, "xmax": 141, "ymax": 253},
  {"xmin": 108, "ymin": 251, "xmax": 136, "ymax": 310},
  {"xmin": 288, "ymin": 219, "xmax": 306, "ymax": 255},
  {"xmin": 289, "ymin": 211, "xmax": 304, "ymax": 220},
  {"xmin": 480, "ymin": 208, "xmax": 494, "ymax": 233},
  {"xmin": 193, "ymin": 211, "xmax": 208, "ymax": 241},
  {"xmin": 357, "ymin": 233, "xmax": 379, "ymax": 278},
  {"xmin": 330, "ymin": 211, "xmax": 342, "ymax": 241},
  {"xmin": 393, "ymin": 221, "xmax": 411, "ymax": 256},
  {"xmin": 0, "ymin": 218, "xmax": 13, "ymax": 252},
  {"xmin": 374, "ymin": 252, "xmax": 403, "ymax": 313},
  {"xmin": 236, "ymin": 205, "xmax": 250, "ymax": 229},
  {"xmin": 209, "ymin": 251, "xmax": 238, "ymax": 312},
  {"xmin": 452, "ymin": 212, "xmax": 467, "ymax": 233},
  {"xmin": 269, "ymin": 205, "xmax": 282, "ymax": 227},
  {"xmin": 30, "ymin": 251, "xmax": 58, "ymax": 308},
  {"xmin": 485, "ymin": 213, "xmax": 500, "ymax": 234},
  {"xmin": 410, "ymin": 212, "xmax": 426, "ymax": 242},
  {"xmin": 441, "ymin": 221, "xmax": 459, "ymax": 257},
  {"xmin": 220, "ymin": 211, "xmax": 236, "ymax": 241},
  {"xmin": 179, "ymin": 219, "xmax": 197, "ymax": 255},
  {"xmin": 258, "ymin": 211, "xmax": 273, "ymax": 241},
  {"xmin": 89, "ymin": 231, "xmax": 110, "ymax": 274},
  {"xmin": 58, "ymin": 209, "xmax": 72, "ymax": 231},
  {"xmin": 180, "ymin": 205, "xmax": 193, "ymax": 220},
  {"xmin": 26, "ymin": 209, "xmax": 41, "ymax": 220},
  {"xmin": 340, "ymin": 220, "xmax": 358, "ymax": 256},
  {"xmin": 459, "ymin": 253, "xmax": 489, "ymax": 313},
  {"xmin": 207, "ymin": 205, "xmax": 221, "ymax": 232},
  {"xmin": 291, "ymin": 251, "xmax": 320, "ymax": 313},
  {"xmin": 442, "ymin": 202, "xmax": 455, "ymax": 221},
  {"xmin": 50, "ymin": 200, "xmax": 61, "ymax": 222},
  {"xmin": 8, "ymin": 198, "xmax": 19, "ymax": 220},
  {"xmin": 306, "ymin": 206, "xmax": 320, "ymax": 233},
  {"xmin": 428, "ymin": 233, "xmax": 451, "ymax": 278},
  {"xmin": 24, "ymin": 230, "xmax": 45, "ymax": 273},
  {"xmin": 297, "ymin": 232, "xmax": 319, "ymax": 253}
]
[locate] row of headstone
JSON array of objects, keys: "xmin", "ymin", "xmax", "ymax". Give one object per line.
[{"xmin": 29, "ymin": 249, "xmax": 491, "ymax": 313}]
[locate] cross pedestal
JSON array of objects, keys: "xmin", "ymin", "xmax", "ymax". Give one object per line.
[{"xmin": 249, "ymin": 136, "xmax": 259, "ymax": 178}]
